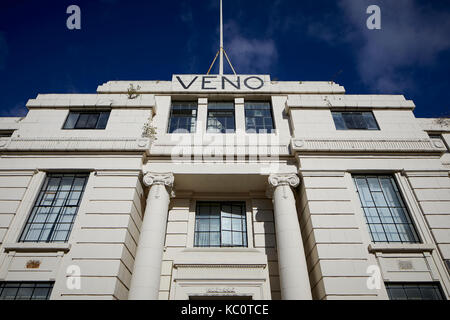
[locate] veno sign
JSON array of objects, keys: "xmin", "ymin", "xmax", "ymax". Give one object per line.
[{"xmin": 174, "ymin": 75, "xmax": 266, "ymax": 91}]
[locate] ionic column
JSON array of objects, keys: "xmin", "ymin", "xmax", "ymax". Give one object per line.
[
  {"xmin": 128, "ymin": 172, "xmax": 174, "ymax": 300},
  {"xmin": 267, "ymin": 173, "xmax": 312, "ymax": 300}
]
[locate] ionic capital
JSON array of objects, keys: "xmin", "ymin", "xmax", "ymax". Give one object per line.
[
  {"xmin": 268, "ymin": 173, "xmax": 300, "ymax": 188},
  {"xmin": 143, "ymin": 172, "xmax": 175, "ymax": 196},
  {"xmin": 266, "ymin": 173, "xmax": 300, "ymax": 198}
]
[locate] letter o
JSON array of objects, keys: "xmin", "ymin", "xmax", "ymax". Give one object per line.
[{"xmin": 244, "ymin": 76, "xmax": 264, "ymax": 90}]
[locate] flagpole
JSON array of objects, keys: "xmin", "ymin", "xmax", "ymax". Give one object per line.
[{"xmin": 219, "ymin": 0, "xmax": 224, "ymax": 75}]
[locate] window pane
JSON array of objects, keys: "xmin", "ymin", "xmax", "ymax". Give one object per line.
[
  {"xmin": 207, "ymin": 102, "xmax": 235, "ymax": 133},
  {"xmin": 63, "ymin": 112, "xmax": 79, "ymax": 129},
  {"xmin": 0, "ymin": 282, "xmax": 53, "ymax": 300},
  {"xmin": 353, "ymin": 175, "xmax": 419, "ymax": 244},
  {"xmin": 97, "ymin": 112, "xmax": 110, "ymax": 129},
  {"xmin": 168, "ymin": 102, "xmax": 197, "ymax": 133},
  {"xmin": 20, "ymin": 173, "xmax": 88, "ymax": 243},
  {"xmin": 332, "ymin": 111, "xmax": 379, "ymax": 130},
  {"xmin": 65, "ymin": 112, "xmax": 110, "ymax": 130},
  {"xmin": 86, "ymin": 113, "xmax": 100, "ymax": 129},
  {"xmin": 195, "ymin": 202, "xmax": 246, "ymax": 247},
  {"xmin": 245, "ymin": 102, "xmax": 274, "ymax": 133}
]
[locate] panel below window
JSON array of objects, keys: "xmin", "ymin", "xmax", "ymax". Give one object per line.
[
  {"xmin": 385, "ymin": 282, "xmax": 445, "ymax": 300},
  {"xmin": 0, "ymin": 282, "xmax": 53, "ymax": 300}
]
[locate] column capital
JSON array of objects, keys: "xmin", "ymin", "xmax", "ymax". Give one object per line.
[
  {"xmin": 268, "ymin": 173, "xmax": 300, "ymax": 188},
  {"xmin": 143, "ymin": 172, "xmax": 174, "ymax": 187},
  {"xmin": 143, "ymin": 172, "xmax": 175, "ymax": 197},
  {"xmin": 266, "ymin": 173, "xmax": 300, "ymax": 198}
]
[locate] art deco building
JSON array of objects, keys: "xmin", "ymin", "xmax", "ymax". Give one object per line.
[{"xmin": 0, "ymin": 74, "xmax": 449, "ymax": 300}]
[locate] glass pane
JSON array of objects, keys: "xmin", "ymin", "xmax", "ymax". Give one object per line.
[
  {"xmin": 232, "ymin": 219, "xmax": 243, "ymax": 231},
  {"xmin": 222, "ymin": 205, "xmax": 232, "ymax": 217},
  {"xmin": 372, "ymin": 192, "xmax": 387, "ymax": 206},
  {"xmin": 378, "ymin": 208, "xmax": 394, "ymax": 223},
  {"xmin": 210, "ymin": 232, "xmax": 220, "ymax": 246},
  {"xmin": 63, "ymin": 112, "xmax": 79, "ymax": 129},
  {"xmin": 16, "ymin": 287, "xmax": 33, "ymax": 300},
  {"xmin": 75, "ymin": 114, "xmax": 90, "ymax": 128},
  {"xmin": 195, "ymin": 219, "xmax": 209, "ymax": 232},
  {"xmin": 96, "ymin": 112, "xmax": 110, "ymax": 129},
  {"xmin": 332, "ymin": 112, "xmax": 346, "ymax": 130},
  {"xmin": 86, "ymin": 114, "xmax": 99, "ymax": 129},
  {"xmin": 388, "ymin": 287, "xmax": 406, "ymax": 300},
  {"xmin": 210, "ymin": 218, "xmax": 220, "ymax": 232},
  {"xmin": 222, "ymin": 217, "xmax": 231, "ymax": 230},
  {"xmin": 222, "ymin": 231, "xmax": 232, "ymax": 246},
  {"xmin": 404, "ymin": 286, "xmax": 421, "ymax": 300},
  {"xmin": 380, "ymin": 178, "xmax": 402, "ymax": 207},
  {"xmin": 232, "ymin": 231, "xmax": 243, "ymax": 246},
  {"xmin": 354, "ymin": 178, "xmax": 375, "ymax": 207},
  {"xmin": 31, "ymin": 287, "xmax": 50, "ymax": 300},
  {"xmin": 363, "ymin": 112, "xmax": 379, "ymax": 129}
]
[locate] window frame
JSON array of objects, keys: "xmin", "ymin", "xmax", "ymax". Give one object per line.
[
  {"xmin": 206, "ymin": 102, "xmax": 236, "ymax": 134},
  {"xmin": 353, "ymin": 174, "xmax": 421, "ymax": 244},
  {"xmin": 0, "ymin": 281, "xmax": 54, "ymax": 300},
  {"xmin": 194, "ymin": 201, "xmax": 248, "ymax": 248},
  {"xmin": 331, "ymin": 110, "xmax": 380, "ymax": 131},
  {"xmin": 385, "ymin": 282, "xmax": 446, "ymax": 300},
  {"xmin": 62, "ymin": 110, "xmax": 111, "ymax": 130},
  {"xmin": 167, "ymin": 101, "xmax": 198, "ymax": 134},
  {"xmin": 19, "ymin": 172, "xmax": 89, "ymax": 243},
  {"xmin": 244, "ymin": 101, "xmax": 275, "ymax": 134}
]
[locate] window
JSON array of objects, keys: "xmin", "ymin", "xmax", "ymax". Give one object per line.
[
  {"xmin": 63, "ymin": 111, "xmax": 110, "ymax": 129},
  {"xmin": 194, "ymin": 202, "xmax": 247, "ymax": 247},
  {"xmin": 385, "ymin": 283, "xmax": 445, "ymax": 300},
  {"xmin": 168, "ymin": 102, "xmax": 197, "ymax": 133},
  {"xmin": 445, "ymin": 260, "xmax": 450, "ymax": 274},
  {"xmin": 332, "ymin": 111, "xmax": 379, "ymax": 130},
  {"xmin": 207, "ymin": 102, "xmax": 235, "ymax": 133},
  {"xmin": 0, "ymin": 130, "xmax": 14, "ymax": 137},
  {"xmin": 353, "ymin": 175, "xmax": 420, "ymax": 243},
  {"xmin": 245, "ymin": 101, "xmax": 274, "ymax": 133},
  {"xmin": 0, "ymin": 282, "xmax": 53, "ymax": 300},
  {"xmin": 20, "ymin": 173, "xmax": 89, "ymax": 243}
]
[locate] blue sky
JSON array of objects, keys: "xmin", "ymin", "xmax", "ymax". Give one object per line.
[{"xmin": 0, "ymin": 0, "xmax": 449, "ymax": 118}]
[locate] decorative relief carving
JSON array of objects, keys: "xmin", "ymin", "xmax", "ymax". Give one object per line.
[{"xmin": 26, "ymin": 260, "xmax": 41, "ymax": 269}]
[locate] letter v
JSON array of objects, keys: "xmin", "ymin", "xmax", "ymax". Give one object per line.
[{"xmin": 176, "ymin": 76, "xmax": 198, "ymax": 89}]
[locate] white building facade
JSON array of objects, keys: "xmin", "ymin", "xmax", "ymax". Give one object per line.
[{"xmin": 0, "ymin": 74, "xmax": 449, "ymax": 300}]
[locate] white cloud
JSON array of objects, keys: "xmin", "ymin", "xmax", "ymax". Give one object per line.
[
  {"xmin": 341, "ymin": 0, "xmax": 450, "ymax": 91},
  {"xmin": 309, "ymin": 0, "xmax": 450, "ymax": 92},
  {"xmin": 224, "ymin": 21, "xmax": 277, "ymax": 74}
]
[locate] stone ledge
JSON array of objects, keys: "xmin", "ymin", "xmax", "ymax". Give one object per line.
[
  {"xmin": 0, "ymin": 137, "xmax": 151, "ymax": 151},
  {"xmin": 291, "ymin": 138, "xmax": 446, "ymax": 153},
  {"xmin": 368, "ymin": 243, "xmax": 435, "ymax": 254},
  {"xmin": 3, "ymin": 243, "xmax": 71, "ymax": 253}
]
